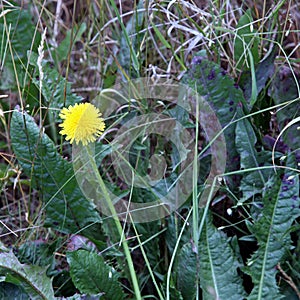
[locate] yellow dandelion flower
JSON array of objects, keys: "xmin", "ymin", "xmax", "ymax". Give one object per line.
[{"xmin": 59, "ymin": 103, "xmax": 105, "ymax": 146}]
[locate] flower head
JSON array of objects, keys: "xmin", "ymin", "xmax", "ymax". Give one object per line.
[{"xmin": 59, "ymin": 103, "xmax": 105, "ymax": 146}]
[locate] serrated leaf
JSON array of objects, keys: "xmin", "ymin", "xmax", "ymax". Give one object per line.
[
  {"xmin": 0, "ymin": 250, "xmax": 55, "ymax": 300},
  {"xmin": 183, "ymin": 51, "xmax": 246, "ymax": 181},
  {"xmin": 17, "ymin": 239, "xmax": 59, "ymax": 276},
  {"xmin": 67, "ymin": 250, "xmax": 124, "ymax": 300},
  {"xmin": 244, "ymin": 155, "xmax": 300, "ymax": 299},
  {"xmin": 199, "ymin": 212, "xmax": 246, "ymax": 300},
  {"xmin": 28, "ymin": 52, "xmax": 82, "ymax": 113},
  {"xmin": 176, "ymin": 243, "xmax": 197, "ymax": 300},
  {"xmin": 10, "ymin": 110, "xmax": 101, "ymax": 233},
  {"xmin": 235, "ymin": 112, "xmax": 275, "ymax": 200}
]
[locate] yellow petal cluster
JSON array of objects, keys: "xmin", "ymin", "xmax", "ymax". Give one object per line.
[{"xmin": 59, "ymin": 103, "xmax": 105, "ymax": 146}]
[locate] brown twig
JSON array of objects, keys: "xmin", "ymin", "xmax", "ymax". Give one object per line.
[{"xmin": 277, "ymin": 263, "xmax": 300, "ymax": 299}]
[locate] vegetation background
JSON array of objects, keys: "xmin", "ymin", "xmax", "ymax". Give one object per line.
[{"xmin": 0, "ymin": 0, "xmax": 300, "ymax": 299}]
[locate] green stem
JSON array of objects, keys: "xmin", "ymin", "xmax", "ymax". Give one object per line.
[{"xmin": 87, "ymin": 147, "xmax": 142, "ymax": 300}]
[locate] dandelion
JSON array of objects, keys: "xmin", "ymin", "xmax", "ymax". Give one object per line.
[{"xmin": 59, "ymin": 103, "xmax": 105, "ymax": 146}]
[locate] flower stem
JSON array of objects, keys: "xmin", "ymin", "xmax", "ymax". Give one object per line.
[{"xmin": 87, "ymin": 146, "xmax": 142, "ymax": 300}]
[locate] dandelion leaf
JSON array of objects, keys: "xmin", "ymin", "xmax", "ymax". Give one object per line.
[
  {"xmin": 244, "ymin": 155, "xmax": 300, "ymax": 299},
  {"xmin": 67, "ymin": 250, "xmax": 124, "ymax": 299},
  {"xmin": 10, "ymin": 110, "xmax": 101, "ymax": 234},
  {"xmin": 183, "ymin": 51, "xmax": 246, "ymax": 188},
  {"xmin": 235, "ymin": 111, "xmax": 276, "ymax": 200},
  {"xmin": 0, "ymin": 249, "xmax": 55, "ymax": 300},
  {"xmin": 199, "ymin": 212, "xmax": 246, "ymax": 300},
  {"xmin": 176, "ymin": 243, "xmax": 198, "ymax": 300}
]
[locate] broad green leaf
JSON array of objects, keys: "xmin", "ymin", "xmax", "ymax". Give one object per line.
[
  {"xmin": 183, "ymin": 51, "xmax": 246, "ymax": 183},
  {"xmin": 176, "ymin": 243, "xmax": 197, "ymax": 300},
  {"xmin": 198, "ymin": 212, "xmax": 246, "ymax": 300},
  {"xmin": 244, "ymin": 155, "xmax": 300, "ymax": 299},
  {"xmin": 10, "ymin": 110, "xmax": 101, "ymax": 233},
  {"xmin": 0, "ymin": 250, "xmax": 55, "ymax": 300},
  {"xmin": 28, "ymin": 52, "xmax": 82, "ymax": 112},
  {"xmin": 234, "ymin": 9, "xmax": 259, "ymax": 71},
  {"xmin": 235, "ymin": 112, "xmax": 275, "ymax": 200},
  {"xmin": 67, "ymin": 250, "xmax": 124, "ymax": 299}
]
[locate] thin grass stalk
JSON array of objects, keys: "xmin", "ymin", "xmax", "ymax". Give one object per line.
[{"xmin": 86, "ymin": 146, "xmax": 142, "ymax": 300}]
